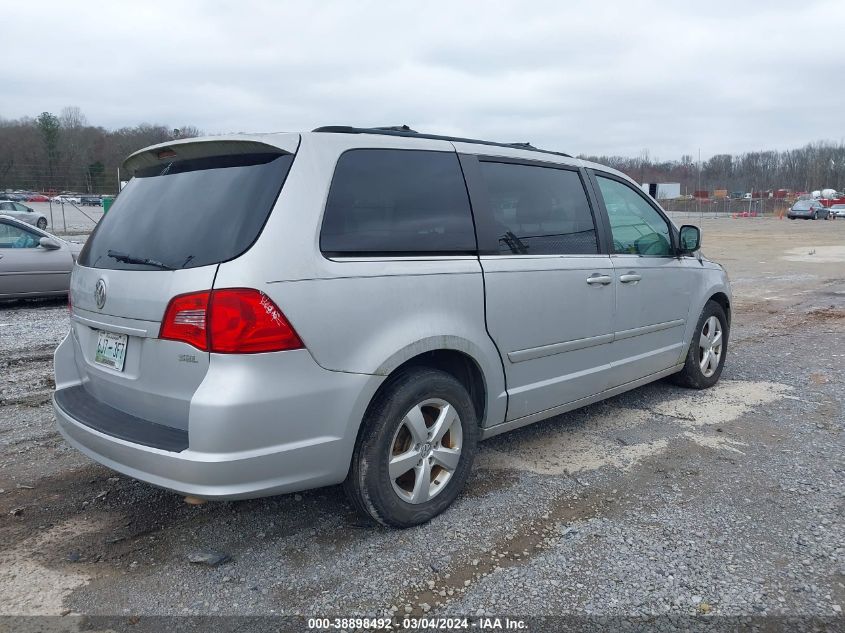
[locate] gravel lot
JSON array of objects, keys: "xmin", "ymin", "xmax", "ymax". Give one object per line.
[{"xmin": 0, "ymin": 217, "xmax": 843, "ymax": 630}]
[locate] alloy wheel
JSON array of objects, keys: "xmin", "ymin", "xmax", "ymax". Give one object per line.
[
  {"xmin": 698, "ymin": 315, "xmax": 723, "ymax": 378},
  {"xmin": 388, "ymin": 398, "xmax": 463, "ymax": 504}
]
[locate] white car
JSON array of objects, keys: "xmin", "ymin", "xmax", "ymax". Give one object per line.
[
  {"xmin": 0, "ymin": 200, "xmax": 49, "ymax": 229},
  {"xmin": 830, "ymin": 204, "xmax": 845, "ymax": 218},
  {"xmin": 51, "ymin": 195, "xmax": 81, "ymax": 205}
]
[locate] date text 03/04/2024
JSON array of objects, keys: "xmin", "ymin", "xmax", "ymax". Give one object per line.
[{"xmin": 307, "ymin": 616, "xmax": 528, "ymax": 630}]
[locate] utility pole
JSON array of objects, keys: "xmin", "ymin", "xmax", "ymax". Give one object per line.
[{"xmin": 697, "ymin": 148, "xmax": 702, "ymax": 218}]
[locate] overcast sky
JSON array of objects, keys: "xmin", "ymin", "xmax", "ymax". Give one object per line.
[{"xmin": 3, "ymin": 0, "xmax": 844, "ymax": 159}]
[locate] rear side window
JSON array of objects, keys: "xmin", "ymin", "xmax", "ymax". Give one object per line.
[
  {"xmin": 79, "ymin": 152, "xmax": 294, "ymax": 270},
  {"xmin": 0, "ymin": 221, "xmax": 40, "ymax": 248},
  {"xmin": 477, "ymin": 161, "xmax": 598, "ymax": 255},
  {"xmin": 320, "ymin": 149, "xmax": 476, "ymax": 255}
]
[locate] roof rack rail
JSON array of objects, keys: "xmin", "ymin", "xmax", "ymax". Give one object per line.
[
  {"xmin": 372, "ymin": 125, "xmax": 417, "ymax": 132},
  {"xmin": 311, "ymin": 125, "xmax": 571, "ymax": 158}
]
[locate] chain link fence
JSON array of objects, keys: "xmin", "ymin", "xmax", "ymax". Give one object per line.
[
  {"xmin": 660, "ymin": 197, "xmax": 795, "ymax": 219},
  {"xmin": 25, "ymin": 200, "xmax": 104, "ymax": 235}
]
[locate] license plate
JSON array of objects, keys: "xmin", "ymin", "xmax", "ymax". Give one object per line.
[{"xmin": 94, "ymin": 330, "xmax": 128, "ymax": 372}]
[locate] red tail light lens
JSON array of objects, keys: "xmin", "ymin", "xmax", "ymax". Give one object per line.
[
  {"xmin": 160, "ymin": 291, "xmax": 211, "ymax": 350},
  {"xmin": 209, "ymin": 288, "xmax": 303, "ymax": 353},
  {"xmin": 160, "ymin": 289, "xmax": 303, "ymax": 354}
]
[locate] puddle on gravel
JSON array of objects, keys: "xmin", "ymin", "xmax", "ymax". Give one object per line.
[
  {"xmin": 782, "ymin": 245, "xmax": 845, "ymax": 263},
  {"xmin": 478, "ymin": 380, "xmax": 791, "ymax": 476},
  {"xmin": 0, "ymin": 516, "xmax": 100, "ymax": 615}
]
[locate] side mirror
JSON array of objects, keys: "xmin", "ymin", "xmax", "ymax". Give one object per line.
[
  {"xmin": 39, "ymin": 237, "xmax": 61, "ymax": 250},
  {"xmin": 678, "ymin": 225, "xmax": 701, "ymax": 254}
]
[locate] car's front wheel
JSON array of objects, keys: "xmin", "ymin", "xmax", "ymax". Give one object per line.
[
  {"xmin": 345, "ymin": 367, "xmax": 479, "ymax": 528},
  {"xmin": 672, "ymin": 300, "xmax": 728, "ymax": 389},
  {"xmin": 36, "ymin": 218, "xmax": 48, "ymax": 230}
]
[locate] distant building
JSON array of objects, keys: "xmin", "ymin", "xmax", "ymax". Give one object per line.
[{"xmin": 641, "ymin": 182, "xmax": 681, "ymax": 200}]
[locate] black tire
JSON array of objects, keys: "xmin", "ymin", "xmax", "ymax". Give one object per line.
[
  {"xmin": 37, "ymin": 218, "xmax": 48, "ymax": 230},
  {"xmin": 812, "ymin": 212, "xmax": 818, "ymax": 220},
  {"xmin": 671, "ymin": 300, "xmax": 728, "ymax": 389},
  {"xmin": 344, "ymin": 367, "xmax": 479, "ymax": 528}
]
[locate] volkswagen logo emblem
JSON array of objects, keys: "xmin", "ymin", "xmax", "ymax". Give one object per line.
[{"xmin": 94, "ymin": 279, "xmax": 107, "ymax": 310}]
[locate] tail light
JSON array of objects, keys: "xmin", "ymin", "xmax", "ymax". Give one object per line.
[
  {"xmin": 160, "ymin": 289, "xmax": 303, "ymax": 353},
  {"xmin": 160, "ymin": 291, "xmax": 211, "ymax": 350},
  {"xmin": 209, "ymin": 288, "xmax": 303, "ymax": 353}
]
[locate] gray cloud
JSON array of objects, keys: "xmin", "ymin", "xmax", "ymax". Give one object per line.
[{"xmin": 3, "ymin": 0, "xmax": 843, "ymax": 158}]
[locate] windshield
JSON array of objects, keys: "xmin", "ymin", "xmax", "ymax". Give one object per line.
[
  {"xmin": 79, "ymin": 152, "xmax": 294, "ymax": 271},
  {"xmin": 792, "ymin": 201, "xmax": 815, "ymax": 210}
]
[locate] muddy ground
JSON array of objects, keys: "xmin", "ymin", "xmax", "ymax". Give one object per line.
[{"xmin": 0, "ymin": 217, "xmax": 843, "ymax": 629}]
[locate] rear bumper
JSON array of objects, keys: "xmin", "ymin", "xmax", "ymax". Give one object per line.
[{"xmin": 53, "ymin": 334, "xmax": 383, "ymax": 500}]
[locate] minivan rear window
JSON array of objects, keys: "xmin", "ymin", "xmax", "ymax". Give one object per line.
[
  {"xmin": 79, "ymin": 152, "xmax": 294, "ymax": 271},
  {"xmin": 320, "ymin": 149, "xmax": 476, "ymax": 256}
]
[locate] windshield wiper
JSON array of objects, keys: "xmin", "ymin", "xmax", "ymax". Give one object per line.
[
  {"xmin": 107, "ymin": 249, "xmax": 175, "ymax": 270},
  {"xmin": 499, "ymin": 231, "xmax": 529, "ymax": 254}
]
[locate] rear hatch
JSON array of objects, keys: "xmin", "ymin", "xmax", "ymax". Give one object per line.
[{"xmin": 68, "ymin": 136, "xmax": 299, "ymax": 432}]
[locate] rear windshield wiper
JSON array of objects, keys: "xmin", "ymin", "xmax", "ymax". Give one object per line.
[
  {"xmin": 499, "ymin": 231, "xmax": 529, "ymax": 254},
  {"xmin": 107, "ymin": 249, "xmax": 175, "ymax": 270}
]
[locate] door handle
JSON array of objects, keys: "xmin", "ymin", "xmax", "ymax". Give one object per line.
[
  {"xmin": 619, "ymin": 273, "xmax": 642, "ymax": 284},
  {"xmin": 586, "ymin": 274, "xmax": 612, "ymax": 286}
]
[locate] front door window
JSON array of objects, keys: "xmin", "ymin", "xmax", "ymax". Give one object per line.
[{"xmin": 596, "ymin": 176, "xmax": 672, "ymax": 257}]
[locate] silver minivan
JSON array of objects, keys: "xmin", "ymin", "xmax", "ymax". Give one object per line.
[{"xmin": 53, "ymin": 127, "xmax": 731, "ymax": 527}]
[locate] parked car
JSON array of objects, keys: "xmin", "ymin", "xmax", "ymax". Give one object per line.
[
  {"xmin": 80, "ymin": 196, "xmax": 102, "ymax": 207},
  {"xmin": 26, "ymin": 194, "xmax": 50, "ymax": 203},
  {"xmin": 787, "ymin": 199, "xmax": 829, "ymax": 220},
  {"xmin": 51, "ymin": 194, "xmax": 81, "ymax": 205},
  {"xmin": 53, "ymin": 127, "xmax": 732, "ymax": 527},
  {"xmin": 0, "ymin": 215, "xmax": 81, "ymax": 299},
  {"xmin": 829, "ymin": 204, "xmax": 845, "ymax": 218},
  {"xmin": 0, "ymin": 200, "xmax": 49, "ymax": 229}
]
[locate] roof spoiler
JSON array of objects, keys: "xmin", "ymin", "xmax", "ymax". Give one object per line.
[{"xmin": 122, "ymin": 136, "xmax": 299, "ymax": 176}]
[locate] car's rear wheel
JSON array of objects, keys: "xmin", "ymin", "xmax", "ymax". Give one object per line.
[
  {"xmin": 37, "ymin": 218, "xmax": 48, "ymax": 230},
  {"xmin": 671, "ymin": 300, "xmax": 728, "ymax": 389},
  {"xmin": 344, "ymin": 367, "xmax": 478, "ymax": 528}
]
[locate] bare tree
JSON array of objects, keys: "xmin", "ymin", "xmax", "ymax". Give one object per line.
[{"xmin": 0, "ymin": 109, "xmax": 202, "ymax": 194}]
